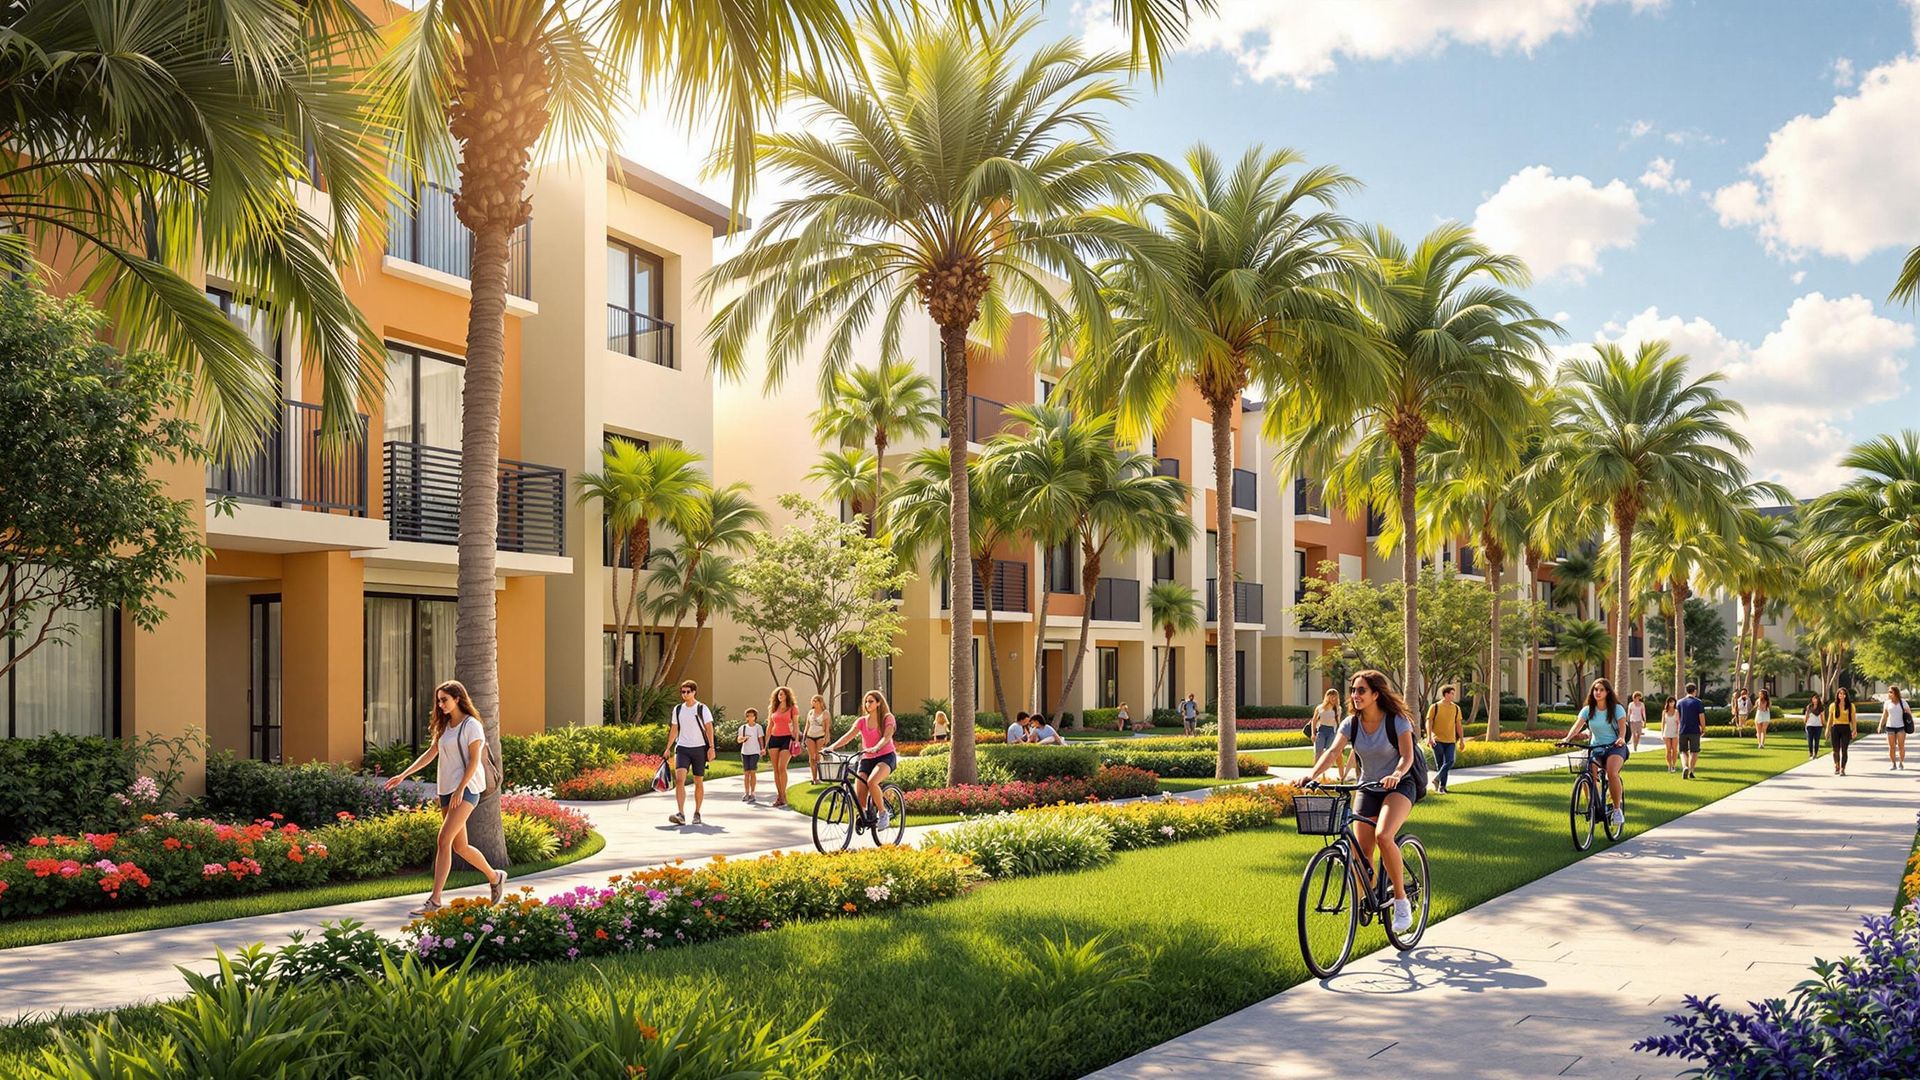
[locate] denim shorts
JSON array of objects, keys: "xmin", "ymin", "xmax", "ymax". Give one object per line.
[
  {"xmin": 438, "ymin": 790, "xmax": 480, "ymax": 809},
  {"xmin": 741, "ymin": 753, "xmax": 760, "ymax": 771},
  {"xmin": 1356, "ymin": 775, "xmax": 1418, "ymax": 819},
  {"xmin": 855, "ymin": 751, "xmax": 898, "ymax": 776},
  {"xmin": 1593, "ymin": 743, "xmax": 1630, "ymax": 763},
  {"xmin": 1314, "ymin": 726, "xmax": 1339, "ymax": 754}
]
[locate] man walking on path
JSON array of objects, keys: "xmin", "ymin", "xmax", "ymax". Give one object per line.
[
  {"xmin": 1181, "ymin": 693, "xmax": 1199, "ymax": 735},
  {"xmin": 1676, "ymin": 682, "xmax": 1707, "ymax": 779},
  {"xmin": 1425, "ymin": 684, "xmax": 1463, "ymax": 794},
  {"xmin": 668, "ymin": 680, "xmax": 718, "ymax": 826}
]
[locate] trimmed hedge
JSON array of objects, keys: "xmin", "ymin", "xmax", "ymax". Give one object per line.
[
  {"xmin": 205, "ymin": 755, "xmax": 425, "ymax": 829},
  {"xmin": 916, "ymin": 743, "xmax": 1100, "ymax": 782},
  {"xmin": 1095, "ymin": 748, "xmax": 1271, "ymax": 778},
  {"xmin": 0, "ymin": 734, "xmax": 136, "ymax": 842}
]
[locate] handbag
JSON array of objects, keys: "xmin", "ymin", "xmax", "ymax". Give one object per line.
[{"xmin": 650, "ymin": 759, "xmax": 672, "ymax": 793}]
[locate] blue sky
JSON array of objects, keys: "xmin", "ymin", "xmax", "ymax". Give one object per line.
[{"xmin": 625, "ymin": 0, "xmax": 1920, "ymax": 497}]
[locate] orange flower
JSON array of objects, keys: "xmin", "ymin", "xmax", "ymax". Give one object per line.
[
  {"xmin": 595, "ymin": 928, "xmax": 608, "ymax": 939},
  {"xmin": 842, "ymin": 902, "xmax": 857, "ymax": 912},
  {"xmin": 635, "ymin": 1022, "xmax": 658, "ymax": 1040}
]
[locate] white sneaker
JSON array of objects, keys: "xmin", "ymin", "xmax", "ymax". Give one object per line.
[
  {"xmin": 875, "ymin": 810, "xmax": 891, "ymax": 832},
  {"xmin": 1391, "ymin": 898, "xmax": 1413, "ymax": 934},
  {"xmin": 1609, "ymin": 807, "xmax": 1624, "ymax": 829}
]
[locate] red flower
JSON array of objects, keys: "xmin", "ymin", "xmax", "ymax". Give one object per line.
[
  {"xmin": 336, "ymin": 811, "xmax": 355, "ymax": 822},
  {"xmin": 27, "ymin": 837, "xmax": 48, "ymax": 848},
  {"xmin": 0, "ymin": 880, "xmax": 9, "ymax": 898},
  {"xmin": 86, "ymin": 833, "xmax": 117, "ymax": 853},
  {"xmin": 594, "ymin": 928, "xmax": 608, "ymax": 939},
  {"xmin": 287, "ymin": 848, "xmax": 304, "ymax": 863},
  {"xmin": 162, "ymin": 837, "xmax": 182, "ymax": 850},
  {"xmin": 268, "ymin": 813, "xmax": 283, "ymax": 821}
]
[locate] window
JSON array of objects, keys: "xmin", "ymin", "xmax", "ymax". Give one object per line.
[
  {"xmin": 1294, "ymin": 549, "xmax": 1308, "ymax": 601},
  {"xmin": 1039, "ymin": 378, "xmax": 1056, "ymax": 403},
  {"xmin": 205, "ymin": 287, "xmax": 281, "ymax": 381},
  {"xmin": 1291, "ymin": 649, "xmax": 1310, "ymax": 706},
  {"xmin": 838, "ymin": 648, "xmax": 894, "ymax": 716},
  {"xmin": 384, "ymin": 343, "xmax": 464, "ymax": 449},
  {"xmin": 1, "ymin": 590, "xmax": 117, "ymax": 740},
  {"xmin": 1206, "ymin": 531, "xmax": 1219, "ymax": 581},
  {"xmin": 1153, "ymin": 547, "xmax": 1174, "ymax": 582},
  {"xmin": 1097, "ymin": 646, "xmax": 1120, "ymax": 708},
  {"xmin": 364, "ymin": 594, "xmax": 457, "ymax": 754},
  {"xmin": 1153, "ymin": 646, "xmax": 1179, "ymax": 711},
  {"xmin": 1047, "ymin": 538, "xmax": 1077, "ymax": 594},
  {"xmin": 607, "ymin": 240, "xmax": 672, "ymax": 366},
  {"xmin": 603, "ymin": 630, "xmax": 666, "ymax": 704},
  {"xmin": 250, "ymin": 596, "xmax": 282, "ymax": 763},
  {"xmin": 601, "ymin": 434, "xmax": 652, "ymax": 568},
  {"xmin": 1204, "ymin": 644, "xmax": 1218, "ymax": 712}
]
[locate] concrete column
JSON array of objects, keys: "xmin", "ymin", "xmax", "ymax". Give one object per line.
[
  {"xmin": 280, "ymin": 550, "xmax": 364, "ymax": 766},
  {"xmin": 497, "ymin": 576, "xmax": 547, "ymax": 736},
  {"xmin": 122, "ymin": 455, "xmax": 208, "ymax": 793}
]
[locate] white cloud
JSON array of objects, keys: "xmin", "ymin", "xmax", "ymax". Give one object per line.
[
  {"xmin": 1080, "ymin": 0, "xmax": 1665, "ymax": 88},
  {"xmin": 1471, "ymin": 166, "xmax": 1644, "ymax": 281},
  {"xmin": 1791, "ymin": 270, "xmax": 1807, "ymax": 284},
  {"xmin": 1624, "ymin": 119, "xmax": 1719, "ymax": 146},
  {"xmin": 1711, "ymin": 54, "xmax": 1920, "ymax": 260},
  {"xmin": 1830, "ymin": 56, "xmax": 1856, "ymax": 88},
  {"xmin": 1586, "ymin": 294, "xmax": 1915, "ymax": 495},
  {"xmin": 1638, "ymin": 156, "xmax": 1690, "ymax": 194}
]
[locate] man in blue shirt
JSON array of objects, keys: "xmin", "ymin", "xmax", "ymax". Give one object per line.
[{"xmin": 1675, "ymin": 682, "xmax": 1708, "ymax": 779}]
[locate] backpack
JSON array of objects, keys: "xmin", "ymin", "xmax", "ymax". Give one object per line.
[
  {"xmin": 675, "ymin": 702, "xmax": 714, "ymax": 749},
  {"xmin": 451, "ymin": 717, "xmax": 504, "ymax": 795},
  {"xmin": 1342, "ymin": 714, "xmax": 1428, "ymax": 803}
]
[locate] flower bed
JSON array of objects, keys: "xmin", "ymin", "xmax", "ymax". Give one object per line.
[
  {"xmin": 0, "ymin": 797, "xmax": 594, "ymax": 920},
  {"xmin": 1122, "ymin": 732, "xmax": 1311, "ymax": 752},
  {"xmin": 410, "ymin": 845, "xmax": 979, "ymax": 967},
  {"xmin": 1223, "ymin": 717, "xmax": 1309, "ymax": 731},
  {"xmin": 901, "ymin": 765, "xmax": 1162, "ymax": 816},
  {"xmin": 553, "ymin": 754, "xmax": 666, "ymax": 800},
  {"xmin": 930, "ymin": 786, "xmax": 1294, "ymax": 876}
]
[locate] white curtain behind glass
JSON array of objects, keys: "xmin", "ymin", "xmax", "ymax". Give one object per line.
[
  {"xmin": 364, "ymin": 597, "xmax": 412, "ymax": 750},
  {"xmin": 12, "ymin": 607, "xmax": 109, "ymax": 738}
]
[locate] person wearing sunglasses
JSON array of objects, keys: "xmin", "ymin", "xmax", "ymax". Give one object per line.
[
  {"xmin": 1303, "ymin": 668, "xmax": 1421, "ymax": 934},
  {"xmin": 667, "ymin": 680, "xmax": 717, "ymax": 826}
]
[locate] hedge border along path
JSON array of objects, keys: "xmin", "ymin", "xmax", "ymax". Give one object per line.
[
  {"xmin": 0, "ymin": 744, "xmax": 1814, "ymax": 1076},
  {"xmin": 0, "ymin": 832, "xmax": 606, "ymax": 952}
]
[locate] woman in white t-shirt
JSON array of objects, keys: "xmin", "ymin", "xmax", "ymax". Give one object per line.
[
  {"xmin": 1626, "ymin": 691, "xmax": 1648, "ymax": 751},
  {"xmin": 1752, "ymin": 690, "xmax": 1772, "ymax": 749},
  {"xmin": 1884, "ymin": 687, "xmax": 1911, "ymax": 771},
  {"xmin": 384, "ymin": 679, "xmax": 507, "ymax": 917},
  {"xmin": 1802, "ymin": 692, "xmax": 1826, "ymax": 759}
]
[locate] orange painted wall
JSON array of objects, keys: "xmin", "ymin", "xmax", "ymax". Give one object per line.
[{"xmin": 497, "ymin": 576, "xmax": 547, "ymax": 736}]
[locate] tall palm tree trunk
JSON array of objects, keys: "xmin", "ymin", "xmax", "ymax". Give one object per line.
[
  {"xmin": 1209, "ymin": 394, "xmax": 1238, "ymax": 779},
  {"xmin": 1671, "ymin": 579, "xmax": 1688, "ymax": 702},
  {"xmin": 1397, "ymin": 440, "xmax": 1421, "ymax": 724},
  {"xmin": 943, "ymin": 327, "xmax": 978, "ymax": 785},
  {"xmin": 1030, "ymin": 548, "xmax": 1053, "ymax": 713},
  {"xmin": 1056, "ymin": 544, "xmax": 1100, "ymax": 727},
  {"xmin": 1524, "ymin": 552, "xmax": 1541, "ymax": 729},
  {"xmin": 1487, "ymin": 552, "xmax": 1504, "ymax": 739},
  {"xmin": 1612, "ymin": 504, "xmax": 1635, "ymax": 692},
  {"xmin": 1153, "ymin": 627, "xmax": 1174, "ymax": 715},
  {"xmin": 870, "ymin": 434, "xmax": 889, "ymax": 694},
  {"xmin": 975, "ymin": 553, "xmax": 1010, "ymax": 722}
]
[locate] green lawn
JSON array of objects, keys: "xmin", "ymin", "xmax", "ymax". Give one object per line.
[
  {"xmin": 0, "ymin": 744, "xmax": 1811, "ymax": 1076},
  {"xmin": 0, "ymin": 832, "xmax": 606, "ymax": 952}
]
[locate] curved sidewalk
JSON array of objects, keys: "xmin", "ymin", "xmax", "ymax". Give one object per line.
[{"xmin": 1084, "ymin": 737, "xmax": 1916, "ymax": 1080}]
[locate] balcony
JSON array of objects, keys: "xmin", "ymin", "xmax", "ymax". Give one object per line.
[
  {"xmin": 383, "ymin": 442, "xmax": 565, "ymax": 556},
  {"xmin": 1232, "ymin": 468, "xmax": 1258, "ymax": 511},
  {"xmin": 207, "ymin": 400, "xmax": 368, "ymax": 515},
  {"xmin": 386, "ymin": 178, "xmax": 531, "ymax": 299},
  {"xmin": 1205, "ymin": 579, "xmax": 1265, "ymax": 624},
  {"xmin": 1091, "ymin": 576, "xmax": 1140, "ymax": 622},
  {"xmin": 607, "ymin": 307, "xmax": 675, "ymax": 367},
  {"xmin": 938, "ymin": 394, "xmax": 1012, "ymax": 442},
  {"xmin": 941, "ymin": 560, "xmax": 1029, "ymax": 613},
  {"xmin": 1155, "ymin": 457, "xmax": 1179, "ymax": 478},
  {"xmin": 1294, "ymin": 477, "xmax": 1326, "ymax": 517}
]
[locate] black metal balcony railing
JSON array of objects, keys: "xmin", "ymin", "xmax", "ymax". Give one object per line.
[
  {"xmin": 386, "ymin": 178, "xmax": 532, "ymax": 299},
  {"xmin": 1155, "ymin": 457, "xmax": 1179, "ymax": 478},
  {"xmin": 1091, "ymin": 576, "xmax": 1140, "ymax": 622},
  {"xmin": 1232, "ymin": 468, "xmax": 1258, "ymax": 511},
  {"xmin": 937, "ymin": 394, "xmax": 1012, "ymax": 442},
  {"xmin": 607, "ymin": 306, "xmax": 675, "ymax": 367},
  {"xmin": 1294, "ymin": 477, "xmax": 1326, "ymax": 517},
  {"xmin": 1204, "ymin": 579, "xmax": 1265, "ymax": 624},
  {"xmin": 207, "ymin": 400, "xmax": 368, "ymax": 515},
  {"xmin": 383, "ymin": 442, "xmax": 565, "ymax": 556},
  {"xmin": 942, "ymin": 560, "xmax": 1029, "ymax": 613}
]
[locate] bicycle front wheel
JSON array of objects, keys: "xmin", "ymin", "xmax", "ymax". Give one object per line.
[
  {"xmin": 811, "ymin": 786, "xmax": 854, "ymax": 853},
  {"xmin": 869, "ymin": 784, "xmax": 906, "ymax": 846},
  {"xmin": 1297, "ymin": 844, "xmax": 1359, "ymax": 979},
  {"xmin": 1569, "ymin": 776, "xmax": 1595, "ymax": 851},
  {"xmin": 1385, "ymin": 835, "xmax": 1431, "ymax": 951}
]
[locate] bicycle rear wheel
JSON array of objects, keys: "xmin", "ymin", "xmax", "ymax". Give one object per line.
[
  {"xmin": 1604, "ymin": 786, "xmax": 1627, "ymax": 842},
  {"xmin": 1297, "ymin": 844, "xmax": 1359, "ymax": 979},
  {"xmin": 1569, "ymin": 776, "xmax": 1595, "ymax": 851},
  {"xmin": 1385, "ymin": 835, "xmax": 1431, "ymax": 951},
  {"xmin": 811, "ymin": 786, "xmax": 854, "ymax": 853},
  {"xmin": 870, "ymin": 784, "xmax": 906, "ymax": 846}
]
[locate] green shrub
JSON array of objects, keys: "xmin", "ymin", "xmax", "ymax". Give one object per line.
[
  {"xmin": 1096, "ymin": 749, "xmax": 1270, "ymax": 778},
  {"xmin": 536, "ymin": 986, "xmax": 836, "ymax": 1080},
  {"xmin": 1454, "ymin": 741, "xmax": 1565, "ymax": 767},
  {"xmin": 929, "ymin": 812, "xmax": 1115, "ymax": 878},
  {"xmin": 0, "ymin": 733, "xmax": 136, "ymax": 842},
  {"xmin": 502, "ymin": 813, "xmax": 560, "ymax": 864},
  {"xmin": 501, "ymin": 730, "xmax": 622, "ymax": 789},
  {"xmin": 1082, "ymin": 708, "xmax": 1120, "ymax": 728},
  {"xmin": 1238, "ymin": 704, "xmax": 1314, "ymax": 719},
  {"xmin": 890, "ymin": 754, "xmax": 1013, "ymax": 792},
  {"xmin": 891, "ymin": 712, "xmax": 933, "ymax": 741},
  {"xmin": 568, "ymin": 724, "xmax": 667, "ymax": 757},
  {"xmin": 221, "ymin": 919, "xmax": 400, "ymax": 988},
  {"xmin": 915, "ymin": 744, "xmax": 1101, "ymax": 782},
  {"xmin": 1124, "ymin": 732, "xmax": 1309, "ymax": 752},
  {"xmin": 204, "ymin": 755, "xmax": 421, "ymax": 829},
  {"xmin": 359, "ymin": 741, "xmax": 415, "ymax": 778},
  {"xmin": 309, "ymin": 807, "xmax": 446, "ymax": 880}
]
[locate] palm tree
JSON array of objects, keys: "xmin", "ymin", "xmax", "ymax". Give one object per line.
[
  {"xmin": 1895, "ymin": 246, "xmax": 1920, "ymax": 309},
  {"xmin": 2, "ymin": 0, "xmax": 388, "ymax": 455},
  {"xmin": 574, "ymin": 441, "xmax": 706, "ymax": 717},
  {"xmin": 1074, "ymin": 145, "xmax": 1371, "ymax": 779},
  {"xmin": 807, "ymin": 448, "xmax": 880, "ymax": 518},
  {"xmin": 1630, "ymin": 509, "xmax": 1734, "ymax": 700},
  {"xmin": 1804, "ymin": 432, "xmax": 1920, "ymax": 602},
  {"xmin": 1146, "ymin": 580, "xmax": 1202, "ymax": 717},
  {"xmin": 1542, "ymin": 341, "xmax": 1753, "ymax": 689},
  {"xmin": 1556, "ymin": 618, "xmax": 1613, "ymax": 702},
  {"xmin": 704, "ymin": 7, "xmax": 1160, "ymax": 783},
  {"xmin": 812, "ymin": 361, "xmax": 942, "ymax": 537},
  {"xmin": 1286, "ymin": 224, "xmax": 1555, "ymax": 719},
  {"xmin": 887, "ymin": 447, "xmax": 1023, "ymax": 726},
  {"xmin": 653, "ymin": 484, "xmax": 766, "ymax": 686},
  {"xmin": 1721, "ymin": 510, "xmax": 1795, "ymax": 698},
  {"xmin": 1549, "ymin": 550, "xmax": 1603, "ymax": 619},
  {"xmin": 649, "ymin": 550, "xmax": 743, "ymax": 686}
]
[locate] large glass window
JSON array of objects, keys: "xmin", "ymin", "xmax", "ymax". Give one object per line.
[
  {"xmin": 603, "ymin": 630, "xmax": 667, "ymax": 703},
  {"xmin": 384, "ymin": 343, "xmax": 465, "ymax": 449},
  {"xmin": 250, "ymin": 597, "xmax": 282, "ymax": 763},
  {"xmin": 1291, "ymin": 649, "xmax": 1310, "ymax": 706},
  {"xmin": 606, "ymin": 240, "xmax": 671, "ymax": 366},
  {"xmin": 1047, "ymin": 538, "xmax": 1077, "ymax": 594},
  {"xmin": 1, "ymin": 593, "xmax": 116, "ymax": 740},
  {"xmin": 364, "ymin": 594, "xmax": 456, "ymax": 754},
  {"xmin": 1096, "ymin": 646, "xmax": 1120, "ymax": 709}
]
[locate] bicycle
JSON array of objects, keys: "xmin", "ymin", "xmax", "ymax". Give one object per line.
[
  {"xmin": 810, "ymin": 750, "xmax": 905, "ymax": 852},
  {"xmin": 1293, "ymin": 779, "xmax": 1431, "ymax": 979},
  {"xmin": 1558, "ymin": 740, "xmax": 1627, "ymax": 850}
]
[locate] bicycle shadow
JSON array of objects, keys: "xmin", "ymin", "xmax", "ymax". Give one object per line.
[{"xmin": 1321, "ymin": 945, "xmax": 1548, "ymax": 996}]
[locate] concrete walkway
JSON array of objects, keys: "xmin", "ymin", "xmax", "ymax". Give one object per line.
[{"xmin": 1085, "ymin": 736, "xmax": 1916, "ymax": 1080}]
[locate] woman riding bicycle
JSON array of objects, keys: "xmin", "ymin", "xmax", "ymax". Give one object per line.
[
  {"xmin": 826, "ymin": 690, "xmax": 898, "ymax": 832},
  {"xmin": 1564, "ymin": 677, "xmax": 1629, "ymax": 831},
  {"xmin": 1304, "ymin": 668, "xmax": 1419, "ymax": 935}
]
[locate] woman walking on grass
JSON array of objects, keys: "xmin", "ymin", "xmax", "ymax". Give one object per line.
[
  {"xmin": 1753, "ymin": 690, "xmax": 1772, "ymax": 749},
  {"xmin": 1826, "ymin": 686, "xmax": 1857, "ymax": 776},
  {"xmin": 384, "ymin": 680, "xmax": 507, "ymax": 917},
  {"xmin": 766, "ymin": 687, "xmax": 799, "ymax": 808},
  {"xmin": 1884, "ymin": 686, "xmax": 1910, "ymax": 771},
  {"xmin": 804, "ymin": 694, "xmax": 832, "ymax": 783},
  {"xmin": 1661, "ymin": 696, "xmax": 1682, "ymax": 773},
  {"xmin": 1803, "ymin": 693, "xmax": 1825, "ymax": 759}
]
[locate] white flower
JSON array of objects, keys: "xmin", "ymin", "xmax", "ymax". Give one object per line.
[
  {"xmin": 865, "ymin": 884, "xmax": 892, "ymax": 902},
  {"xmin": 1159, "ymin": 825, "xmax": 1177, "ymax": 838}
]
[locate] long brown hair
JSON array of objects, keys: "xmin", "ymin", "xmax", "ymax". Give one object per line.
[
  {"xmin": 1582, "ymin": 678, "xmax": 1619, "ymax": 719},
  {"xmin": 1345, "ymin": 669, "xmax": 1412, "ymax": 730},
  {"xmin": 430, "ymin": 679, "xmax": 478, "ymax": 742},
  {"xmin": 770, "ymin": 686, "xmax": 795, "ymax": 715},
  {"xmin": 862, "ymin": 689, "xmax": 893, "ymax": 728}
]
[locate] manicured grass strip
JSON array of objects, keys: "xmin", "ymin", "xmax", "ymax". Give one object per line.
[
  {"xmin": 0, "ymin": 832, "xmax": 605, "ymax": 952},
  {"xmin": 1154, "ymin": 775, "xmax": 1263, "ymax": 792}
]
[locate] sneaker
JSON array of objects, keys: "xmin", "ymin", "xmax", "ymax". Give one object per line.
[
  {"xmin": 1608, "ymin": 807, "xmax": 1624, "ymax": 829},
  {"xmin": 771, "ymin": 800, "xmax": 789, "ymax": 809},
  {"xmin": 876, "ymin": 810, "xmax": 891, "ymax": 832},
  {"xmin": 668, "ymin": 812, "xmax": 686, "ymax": 825},
  {"xmin": 1391, "ymin": 898, "xmax": 1413, "ymax": 934},
  {"xmin": 691, "ymin": 812, "xmax": 703, "ymax": 825}
]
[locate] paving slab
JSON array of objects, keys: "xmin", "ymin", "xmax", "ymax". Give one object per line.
[{"xmin": 1084, "ymin": 736, "xmax": 1915, "ymax": 1080}]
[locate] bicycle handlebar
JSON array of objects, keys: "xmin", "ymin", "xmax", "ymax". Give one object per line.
[{"xmin": 1301, "ymin": 778, "xmax": 1391, "ymax": 794}]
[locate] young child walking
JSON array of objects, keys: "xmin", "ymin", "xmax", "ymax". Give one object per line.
[{"xmin": 737, "ymin": 707, "xmax": 766, "ymax": 805}]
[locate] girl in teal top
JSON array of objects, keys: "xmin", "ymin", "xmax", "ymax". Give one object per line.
[{"xmin": 1564, "ymin": 677, "xmax": 1630, "ymax": 831}]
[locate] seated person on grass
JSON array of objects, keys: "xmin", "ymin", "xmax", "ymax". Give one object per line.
[
  {"xmin": 1031, "ymin": 715, "xmax": 1068, "ymax": 745},
  {"xmin": 1008, "ymin": 710, "xmax": 1032, "ymax": 745}
]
